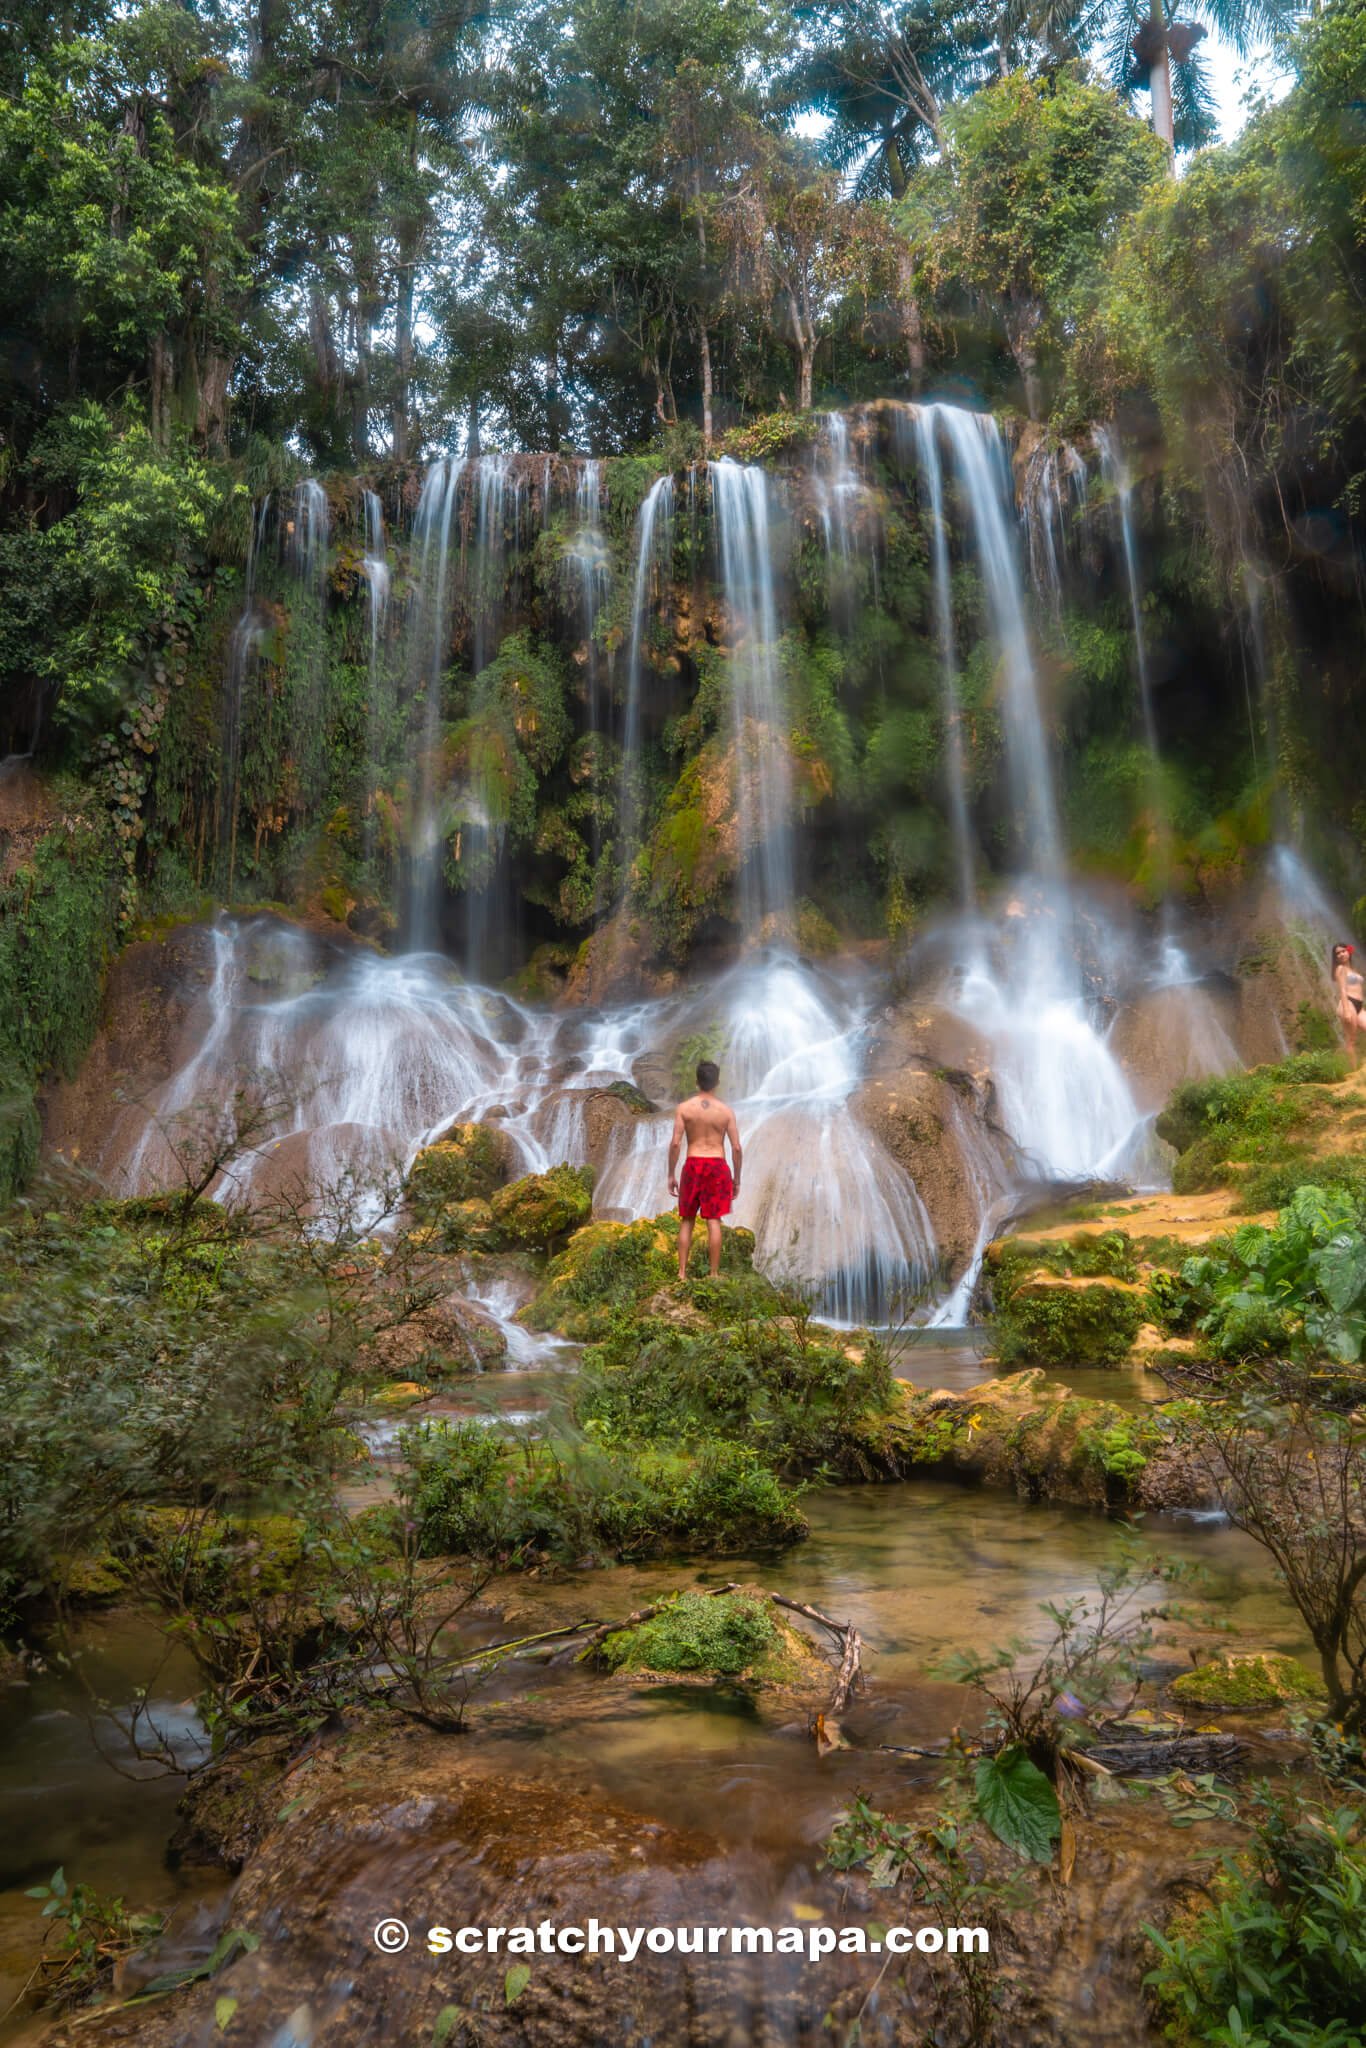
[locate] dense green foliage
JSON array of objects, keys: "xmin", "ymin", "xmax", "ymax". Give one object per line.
[
  {"xmin": 1174, "ymin": 1185, "xmax": 1366, "ymax": 1366},
  {"xmin": 1157, "ymin": 1052, "xmax": 1362, "ymax": 1210},
  {"xmin": 1146, "ymin": 1785, "xmax": 1366, "ymax": 2048},
  {"xmin": 0, "ymin": 3, "xmax": 1361, "ymax": 966}
]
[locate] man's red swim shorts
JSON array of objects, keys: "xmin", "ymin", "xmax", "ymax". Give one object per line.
[{"xmin": 678, "ymin": 1156, "xmax": 733, "ymax": 1221}]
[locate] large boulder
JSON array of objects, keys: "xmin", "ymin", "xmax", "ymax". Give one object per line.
[
  {"xmin": 490, "ymin": 1163, "xmax": 594, "ymax": 1249},
  {"xmin": 405, "ymin": 1122, "xmax": 513, "ymax": 1208}
]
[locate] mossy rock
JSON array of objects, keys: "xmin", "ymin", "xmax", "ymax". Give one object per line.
[
  {"xmin": 602, "ymin": 1078, "xmax": 656, "ymax": 1115},
  {"xmin": 433, "ymin": 1197, "xmax": 499, "ymax": 1253},
  {"xmin": 370, "ymin": 1380, "xmax": 433, "ymax": 1407},
  {"xmin": 490, "ymin": 1164, "xmax": 594, "ymax": 1249},
  {"xmin": 994, "ymin": 1277, "xmax": 1144, "ymax": 1370},
  {"xmin": 521, "ymin": 1211, "xmax": 759, "ymax": 1339},
  {"xmin": 593, "ymin": 1588, "xmax": 827, "ymax": 1688},
  {"xmin": 129, "ymin": 1509, "xmax": 307, "ymax": 1603},
  {"xmin": 55, "ymin": 1550, "xmax": 128, "ymax": 1602},
  {"xmin": 988, "ymin": 1231, "xmax": 1139, "ymax": 1286},
  {"xmin": 1170, "ymin": 1653, "xmax": 1324, "ymax": 1712},
  {"xmin": 1156, "ymin": 1052, "xmax": 1349, "ymax": 1200},
  {"xmin": 406, "ymin": 1123, "xmax": 512, "ymax": 1208}
]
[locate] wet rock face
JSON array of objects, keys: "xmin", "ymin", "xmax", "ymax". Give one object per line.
[
  {"xmin": 852, "ymin": 1002, "xmax": 1012, "ymax": 1283},
  {"xmin": 41, "ymin": 922, "xmax": 219, "ymax": 1183},
  {"xmin": 59, "ymin": 1733, "xmax": 886, "ymax": 2048}
]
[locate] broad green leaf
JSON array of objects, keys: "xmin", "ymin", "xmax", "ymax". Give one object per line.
[
  {"xmin": 432, "ymin": 2007, "xmax": 463, "ymax": 2045},
  {"xmin": 973, "ymin": 1746, "xmax": 1062, "ymax": 1862},
  {"xmin": 215, "ymin": 1996, "xmax": 238, "ymax": 2033},
  {"xmin": 504, "ymin": 1963, "xmax": 531, "ymax": 2006},
  {"xmin": 1313, "ymin": 1230, "xmax": 1366, "ymax": 1315}
]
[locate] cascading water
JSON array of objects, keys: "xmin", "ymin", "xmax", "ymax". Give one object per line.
[
  {"xmin": 106, "ymin": 917, "xmax": 940, "ymax": 1323},
  {"xmin": 361, "ymin": 488, "xmax": 391, "ymax": 860},
  {"xmin": 813, "ymin": 412, "xmax": 860, "ymax": 573},
  {"xmin": 906, "ymin": 408, "xmax": 976, "ymax": 910},
  {"xmin": 709, "ymin": 459, "xmax": 792, "ymax": 938},
  {"xmin": 925, "ymin": 406, "xmax": 1063, "ymax": 880},
  {"xmin": 219, "ymin": 493, "xmax": 270, "ymax": 894},
  {"xmin": 1023, "ymin": 440, "xmax": 1088, "ymax": 612},
  {"xmin": 896, "ymin": 403, "xmax": 1147, "ymax": 1212},
  {"xmin": 622, "ymin": 474, "xmax": 674, "ymax": 861},
  {"xmin": 1095, "ymin": 426, "xmax": 1169, "ymax": 873},
  {"xmin": 115, "ymin": 402, "xmax": 1306, "ymax": 1337},
  {"xmin": 406, "ymin": 456, "xmax": 464, "ymax": 945}
]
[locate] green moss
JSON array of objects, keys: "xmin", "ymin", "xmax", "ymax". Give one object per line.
[
  {"xmin": 1170, "ymin": 1654, "xmax": 1323, "ymax": 1711},
  {"xmin": 404, "ymin": 1422, "xmax": 807, "ymax": 1562},
  {"xmin": 990, "ymin": 1230, "xmax": 1139, "ymax": 1286},
  {"xmin": 602, "ymin": 1079, "xmax": 656, "ymax": 1115},
  {"xmin": 489, "ymin": 1163, "xmax": 593, "ymax": 1248},
  {"xmin": 406, "ymin": 1124, "xmax": 511, "ymax": 1208},
  {"xmin": 994, "ymin": 1279, "xmax": 1144, "ymax": 1369},
  {"xmin": 1157, "ymin": 1053, "xmax": 1348, "ymax": 1198},
  {"xmin": 596, "ymin": 1589, "xmax": 802, "ymax": 1681},
  {"xmin": 521, "ymin": 1211, "xmax": 759, "ymax": 1340}
]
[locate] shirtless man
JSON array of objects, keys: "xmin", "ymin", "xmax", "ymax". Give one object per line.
[{"xmin": 667, "ymin": 1059, "xmax": 743, "ymax": 1280}]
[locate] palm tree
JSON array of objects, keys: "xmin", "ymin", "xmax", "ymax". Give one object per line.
[
  {"xmin": 797, "ymin": 0, "xmax": 1299, "ymax": 182},
  {"xmin": 1099, "ymin": 0, "xmax": 1299, "ymax": 158}
]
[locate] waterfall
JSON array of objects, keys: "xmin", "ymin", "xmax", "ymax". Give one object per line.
[
  {"xmin": 471, "ymin": 454, "xmax": 519, "ymax": 675},
  {"xmin": 362, "ymin": 488, "xmax": 390, "ymax": 684},
  {"xmin": 924, "ymin": 407, "xmax": 1063, "ymax": 881},
  {"xmin": 407, "ymin": 457, "xmax": 464, "ymax": 945},
  {"xmin": 709, "ymin": 458, "xmax": 792, "ymax": 938},
  {"xmin": 896, "ymin": 404, "xmax": 1146, "ymax": 1223},
  {"xmin": 219, "ymin": 493, "xmax": 270, "ymax": 895},
  {"xmin": 361, "ymin": 489, "xmax": 391, "ymax": 861},
  {"xmin": 1095, "ymin": 427, "xmax": 1169, "ymax": 877},
  {"xmin": 622, "ymin": 474, "xmax": 674, "ymax": 864},
  {"xmin": 288, "ymin": 480, "xmax": 331, "ymax": 809},
  {"xmin": 814, "ymin": 412, "xmax": 860, "ymax": 571},
  {"xmin": 571, "ymin": 459, "xmax": 611, "ymax": 731},
  {"xmin": 1023, "ymin": 441, "xmax": 1088, "ymax": 612},
  {"xmin": 908, "ymin": 410, "xmax": 976, "ymax": 910}
]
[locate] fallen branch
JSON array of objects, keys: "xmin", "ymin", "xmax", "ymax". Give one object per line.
[{"xmin": 770, "ymin": 1593, "xmax": 864, "ymax": 1720}]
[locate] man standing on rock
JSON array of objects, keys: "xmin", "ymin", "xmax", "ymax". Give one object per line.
[{"xmin": 668, "ymin": 1059, "xmax": 742, "ymax": 1281}]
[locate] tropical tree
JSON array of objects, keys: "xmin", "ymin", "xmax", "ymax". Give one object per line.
[{"xmin": 907, "ymin": 68, "xmax": 1167, "ymax": 416}]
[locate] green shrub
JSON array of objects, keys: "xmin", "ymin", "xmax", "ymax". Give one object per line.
[
  {"xmin": 598, "ymin": 1589, "xmax": 779, "ymax": 1676},
  {"xmin": 994, "ymin": 1281, "xmax": 1143, "ymax": 1370},
  {"xmin": 1179, "ymin": 1185, "xmax": 1366, "ymax": 1366},
  {"xmin": 401, "ymin": 1421, "xmax": 807, "ymax": 1562},
  {"xmin": 576, "ymin": 1299, "xmax": 898, "ymax": 1473},
  {"xmin": 1145, "ymin": 1786, "xmax": 1366, "ymax": 2047}
]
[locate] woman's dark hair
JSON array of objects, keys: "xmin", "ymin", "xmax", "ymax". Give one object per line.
[{"xmin": 696, "ymin": 1059, "xmax": 720, "ymax": 1092}]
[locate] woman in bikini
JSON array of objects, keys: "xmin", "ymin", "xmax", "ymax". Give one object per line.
[{"xmin": 1332, "ymin": 942, "xmax": 1364, "ymax": 1067}]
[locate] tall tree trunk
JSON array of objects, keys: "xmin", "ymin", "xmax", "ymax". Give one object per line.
[
  {"xmin": 896, "ymin": 246, "xmax": 925, "ymax": 392},
  {"xmin": 690, "ymin": 162, "xmax": 715, "ymax": 447},
  {"xmin": 1003, "ymin": 296, "xmax": 1044, "ymax": 423},
  {"xmin": 392, "ymin": 117, "xmax": 420, "ymax": 462},
  {"xmin": 1150, "ymin": 0, "xmax": 1176, "ymax": 164},
  {"xmin": 468, "ymin": 401, "xmax": 481, "ymax": 458},
  {"xmin": 698, "ymin": 323, "xmax": 713, "ymax": 447},
  {"xmin": 149, "ymin": 329, "xmax": 172, "ymax": 450}
]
